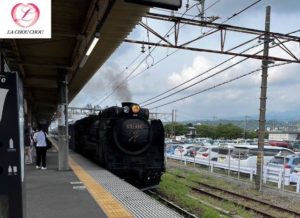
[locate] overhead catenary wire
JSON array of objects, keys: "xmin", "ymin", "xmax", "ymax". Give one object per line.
[
  {"xmin": 149, "ymin": 61, "xmax": 292, "ymax": 110},
  {"xmin": 128, "ymin": 33, "xmax": 262, "ymax": 83},
  {"xmin": 94, "ymin": 2, "xmax": 197, "ymax": 106},
  {"xmin": 140, "ymin": 29, "xmax": 300, "ymax": 107},
  {"xmin": 96, "ymin": 2, "xmax": 202, "ymax": 105},
  {"xmin": 142, "ymin": 38, "xmax": 294, "ymax": 107},
  {"xmin": 97, "ymin": 0, "xmax": 253, "ymax": 105},
  {"xmin": 140, "ymin": 35, "xmax": 262, "ymax": 105},
  {"xmin": 222, "ymin": 0, "xmax": 262, "ymax": 24}
]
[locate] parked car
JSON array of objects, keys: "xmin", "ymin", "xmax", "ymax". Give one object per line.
[
  {"xmin": 226, "ymin": 145, "xmax": 295, "ymax": 168},
  {"xmin": 268, "ymin": 141, "xmax": 292, "ymax": 149},
  {"xmin": 184, "ymin": 146, "xmax": 203, "ymax": 157},
  {"xmin": 174, "ymin": 144, "xmax": 196, "ymax": 156},
  {"xmin": 267, "ymin": 155, "xmax": 300, "ymax": 171},
  {"xmin": 195, "ymin": 146, "xmax": 219, "ymax": 161},
  {"xmin": 165, "ymin": 143, "xmax": 181, "ymax": 154},
  {"xmin": 217, "ymin": 145, "xmax": 234, "ymax": 163}
]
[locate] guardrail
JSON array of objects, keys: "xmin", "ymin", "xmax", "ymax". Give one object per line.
[
  {"xmin": 166, "ymin": 153, "xmax": 255, "ymax": 181},
  {"xmin": 263, "ymin": 166, "xmax": 290, "ymax": 189},
  {"xmin": 166, "ymin": 153, "xmax": 300, "ymax": 193}
]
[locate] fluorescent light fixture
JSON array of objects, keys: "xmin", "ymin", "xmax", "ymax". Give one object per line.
[
  {"xmin": 79, "ymin": 34, "xmax": 100, "ymax": 68},
  {"xmin": 79, "ymin": 55, "xmax": 89, "ymax": 68},
  {"xmin": 86, "ymin": 37, "xmax": 99, "ymax": 56}
]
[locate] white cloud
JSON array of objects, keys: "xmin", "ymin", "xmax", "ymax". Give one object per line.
[
  {"xmin": 168, "ymin": 55, "xmax": 214, "ymax": 87},
  {"xmin": 70, "ymin": 0, "xmax": 300, "ymax": 121}
]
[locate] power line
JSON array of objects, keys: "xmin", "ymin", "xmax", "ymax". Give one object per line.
[
  {"xmin": 142, "ymin": 43, "xmax": 267, "ymax": 107},
  {"xmin": 140, "ymin": 29, "xmax": 299, "ymax": 107},
  {"xmin": 97, "ymin": 0, "xmax": 254, "ymax": 105},
  {"xmin": 140, "ymin": 36, "xmax": 262, "ymax": 105},
  {"xmin": 149, "ymin": 62, "xmax": 292, "ymax": 110},
  {"xmin": 222, "ymin": 0, "xmax": 262, "ymax": 24},
  {"xmin": 132, "ymin": 0, "xmax": 263, "ymax": 80},
  {"xmin": 96, "ymin": 2, "xmax": 202, "ymax": 105}
]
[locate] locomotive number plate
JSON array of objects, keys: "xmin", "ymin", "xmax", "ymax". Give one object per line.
[{"xmin": 126, "ymin": 123, "xmax": 144, "ymax": 129}]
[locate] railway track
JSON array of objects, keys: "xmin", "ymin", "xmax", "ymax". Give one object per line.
[
  {"xmin": 145, "ymin": 190, "xmax": 198, "ymax": 218},
  {"xmin": 172, "ymin": 173, "xmax": 300, "ymax": 218}
]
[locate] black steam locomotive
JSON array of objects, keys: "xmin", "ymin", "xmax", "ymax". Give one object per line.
[{"xmin": 69, "ymin": 102, "xmax": 165, "ymax": 188}]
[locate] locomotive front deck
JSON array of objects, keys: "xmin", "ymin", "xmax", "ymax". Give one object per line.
[{"xmin": 26, "ymin": 143, "xmax": 183, "ymax": 218}]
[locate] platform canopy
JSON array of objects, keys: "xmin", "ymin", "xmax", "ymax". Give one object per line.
[{"xmin": 0, "ymin": 0, "xmax": 149, "ymax": 123}]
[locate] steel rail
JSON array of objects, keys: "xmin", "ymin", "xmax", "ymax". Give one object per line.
[
  {"xmin": 172, "ymin": 173, "xmax": 300, "ymax": 218},
  {"xmin": 145, "ymin": 190, "xmax": 198, "ymax": 218}
]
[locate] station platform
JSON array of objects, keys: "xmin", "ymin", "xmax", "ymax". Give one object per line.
[
  {"xmin": 26, "ymin": 147, "xmax": 183, "ymax": 218},
  {"xmin": 25, "ymin": 149, "xmax": 107, "ymax": 218}
]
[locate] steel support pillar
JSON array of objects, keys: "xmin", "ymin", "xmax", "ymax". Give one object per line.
[{"xmin": 57, "ymin": 70, "xmax": 69, "ymax": 171}]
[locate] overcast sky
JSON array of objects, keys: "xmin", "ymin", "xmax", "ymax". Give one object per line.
[{"xmin": 70, "ymin": 0, "xmax": 300, "ymax": 122}]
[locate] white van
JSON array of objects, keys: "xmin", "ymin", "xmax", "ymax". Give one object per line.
[{"xmin": 227, "ymin": 145, "xmax": 295, "ymax": 168}]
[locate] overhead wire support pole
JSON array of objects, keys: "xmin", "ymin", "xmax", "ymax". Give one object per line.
[{"xmin": 256, "ymin": 5, "xmax": 271, "ymax": 191}]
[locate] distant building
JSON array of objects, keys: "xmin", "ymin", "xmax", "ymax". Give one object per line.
[
  {"xmin": 186, "ymin": 127, "xmax": 197, "ymax": 138},
  {"xmin": 268, "ymin": 131, "xmax": 300, "ymax": 141}
]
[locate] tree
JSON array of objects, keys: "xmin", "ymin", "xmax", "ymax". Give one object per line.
[
  {"xmin": 195, "ymin": 123, "xmax": 243, "ymax": 139},
  {"xmin": 164, "ymin": 122, "xmax": 188, "ymax": 136},
  {"xmin": 186, "ymin": 123, "xmax": 193, "ymax": 127},
  {"xmin": 215, "ymin": 124, "xmax": 243, "ymax": 139},
  {"xmin": 245, "ymin": 130, "xmax": 258, "ymax": 139},
  {"xmin": 196, "ymin": 125, "xmax": 216, "ymax": 139}
]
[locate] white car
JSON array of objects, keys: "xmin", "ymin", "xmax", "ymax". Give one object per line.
[
  {"xmin": 195, "ymin": 146, "xmax": 219, "ymax": 161},
  {"xmin": 228, "ymin": 145, "xmax": 295, "ymax": 168},
  {"xmin": 174, "ymin": 144, "xmax": 199, "ymax": 156}
]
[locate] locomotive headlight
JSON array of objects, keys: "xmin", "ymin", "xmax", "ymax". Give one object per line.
[
  {"xmin": 123, "ymin": 106, "xmax": 130, "ymax": 113},
  {"xmin": 132, "ymin": 104, "xmax": 140, "ymax": 113}
]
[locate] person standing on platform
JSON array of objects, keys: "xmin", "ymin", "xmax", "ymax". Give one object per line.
[
  {"xmin": 33, "ymin": 125, "xmax": 48, "ymax": 170},
  {"xmin": 24, "ymin": 128, "xmax": 33, "ymax": 164}
]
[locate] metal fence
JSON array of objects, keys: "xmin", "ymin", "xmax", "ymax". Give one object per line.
[{"xmin": 166, "ymin": 153, "xmax": 300, "ymax": 194}]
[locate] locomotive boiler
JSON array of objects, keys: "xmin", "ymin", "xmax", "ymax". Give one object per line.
[{"xmin": 69, "ymin": 102, "xmax": 165, "ymax": 188}]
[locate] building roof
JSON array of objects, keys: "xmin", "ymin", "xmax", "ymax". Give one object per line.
[{"xmin": 1, "ymin": 0, "xmax": 149, "ymax": 122}]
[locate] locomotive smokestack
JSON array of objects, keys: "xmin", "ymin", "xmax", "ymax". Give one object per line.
[{"xmin": 122, "ymin": 102, "xmax": 135, "ymax": 107}]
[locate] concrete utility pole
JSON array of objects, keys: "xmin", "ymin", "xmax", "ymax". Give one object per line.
[
  {"xmin": 171, "ymin": 109, "xmax": 174, "ymax": 138},
  {"xmin": 256, "ymin": 6, "xmax": 271, "ymax": 191},
  {"xmin": 171, "ymin": 109, "xmax": 177, "ymax": 138},
  {"xmin": 57, "ymin": 70, "xmax": 69, "ymax": 171},
  {"xmin": 243, "ymin": 115, "xmax": 250, "ymax": 139}
]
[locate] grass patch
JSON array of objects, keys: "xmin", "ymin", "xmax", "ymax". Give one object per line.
[
  {"xmin": 159, "ymin": 171, "xmax": 260, "ymax": 218},
  {"xmin": 158, "ymin": 173, "xmax": 227, "ymax": 217}
]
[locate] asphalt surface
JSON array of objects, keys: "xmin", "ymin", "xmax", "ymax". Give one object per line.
[{"xmin": 25, "ymin": 149, "xmax": 107, "ymax": 218}]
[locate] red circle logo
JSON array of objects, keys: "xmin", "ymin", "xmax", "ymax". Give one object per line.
[{"xmin": 11, "ymin": 3, "xmax": 40, "ymax": 28}]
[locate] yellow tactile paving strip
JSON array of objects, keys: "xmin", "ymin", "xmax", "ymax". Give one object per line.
[{"xmin": 69, "ymin": 157, "xmax": 134, "ymax": 218}]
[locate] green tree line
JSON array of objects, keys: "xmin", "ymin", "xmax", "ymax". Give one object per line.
[{"xmin": 164, "ymin": 123, "xmax": 258, "ymax": 139}]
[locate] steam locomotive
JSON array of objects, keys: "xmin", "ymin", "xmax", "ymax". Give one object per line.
[{"xmin": 69, "ymin": 102, "xmax": 165, "ymax": 189}]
